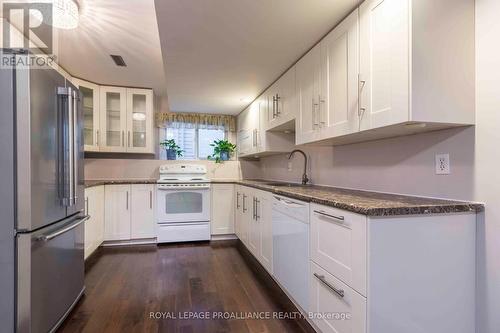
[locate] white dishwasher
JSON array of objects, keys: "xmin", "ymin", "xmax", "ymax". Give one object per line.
[{"xmin": 272, "ymin": 195, "xmax": 310, "ymax": 312}]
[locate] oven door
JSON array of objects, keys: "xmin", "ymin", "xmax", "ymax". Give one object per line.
[{"xmin": 156, "ymin": 187, "xmax": 210, "ymax": 223}]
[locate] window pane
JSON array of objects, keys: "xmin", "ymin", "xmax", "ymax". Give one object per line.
[
  {"xmin": 198, "ymin": 129, "xmax": 225, "ymax": 159},
  {"xmin": 160, "ymin": 127, "xmax": 196, "ymax": 160}
]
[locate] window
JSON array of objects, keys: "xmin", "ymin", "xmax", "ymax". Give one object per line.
[{"xmin": 159, "ymin": 127, "xmax": 225, "ymax": 160}]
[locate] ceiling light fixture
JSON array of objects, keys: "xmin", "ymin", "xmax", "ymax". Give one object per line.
[{"xmin": 52, "ymin": 0, "xmax": 79, "ymax": 29}]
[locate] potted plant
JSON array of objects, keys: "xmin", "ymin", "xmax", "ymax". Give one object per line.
[
  {"xmin": 160, "ymin": 139, "xmax": 183, "ymax": 160},
  {"xmin": 208, "ymin": 139, "xmax": 237, "ymax": 163}
]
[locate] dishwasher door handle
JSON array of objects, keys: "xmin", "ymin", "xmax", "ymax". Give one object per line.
[{"xmin": 274, "ymin": 196, "xmax": 305, "ymax": 207}]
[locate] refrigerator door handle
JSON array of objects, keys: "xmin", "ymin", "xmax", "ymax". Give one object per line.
[
  {"xmin": 37, "ymin": 215, "xmax": 90, "ymax": 242},
  {"xmin": 57, "ymin": 87, "xmax": 72, "ymax": 206},
  {"xmin": 67, "ymin": 88, "xmax": 74, "ymax": 206},
  {"xmin": 72, "ymin": 89, "xmax": 79, "ymax": 204}
]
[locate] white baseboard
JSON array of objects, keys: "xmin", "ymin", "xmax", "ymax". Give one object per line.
[
  {"xmin": 101, "ymin": 238, "xmax": 157, "ymax": 247},
  {"xmin": 211, "ymin": 234, "xmax": 238, "ymax": 241}
]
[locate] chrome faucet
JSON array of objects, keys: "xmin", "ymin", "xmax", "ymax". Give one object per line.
[{"xmin": 288, "ymin": 149, "xmax": 309, "ymax": 185}]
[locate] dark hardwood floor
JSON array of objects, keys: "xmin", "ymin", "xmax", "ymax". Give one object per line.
[{"xmin": 58, "ymin": 241, "xmax": 312, "ymax": 333}]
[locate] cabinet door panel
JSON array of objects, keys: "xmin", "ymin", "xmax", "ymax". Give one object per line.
[
  {"xmin": 320, "ymin": 10, "xmax": 359, "ymax": 139},
  {"xmin": 104, "ymin": 185, "xmax": 131, "ymax": 241},
  {"xmin": 130, "ymin": 184, "xmax": 155, "ymax": 239},
  {"xmin": 296, "ymin": 44, "xmax": 321, "ymax": 145},
  {"xmin": 93, "ymin": 186, "xmax": 105, "ymax": 246},
  {"xmin": 248, "ymin": 195, "xmax": 260, "ymax": 256},
  {"xmin": 74, "ymin": 79, "xmax": 100, "ymax": 152},
  {"xmin": 126, "ymin": 89, "xmax": 153, "ymax": 153},
  {"xmin": 310, "ymin": 204, "xmax": 367, "ymax": 296},
  {"xmin": 211, "ymin": 184, "xmax": 235, "ymax": 235},
  {"xmin": 258, "ymin": 193, "xmax": 273, "ymax": 274},
  {"xmin": 83, "ymin": 188, "xmax": 95, "ymax": 259},
  {"xmin": 310, "ymin": 261, "xmax": 366, "ymax": 333},
  {"xmin": 99, "ymin": 87, "xmax": 127, "ymax": 152},
  {"xmin": 360, "ymin": 0, "xmax": 409, "ymax": 130}
]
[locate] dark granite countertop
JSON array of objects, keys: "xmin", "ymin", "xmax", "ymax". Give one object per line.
[
  {"xmin": 84, "ymin": 179, "xmax": 158, "ymax": 188},
  {"xmin": 237, "ymin": 180, "xmax": 484, "ymax": 216},
  {"xmin": 85, "ymin": 179, "xmax": 483, "ymax": 216}
]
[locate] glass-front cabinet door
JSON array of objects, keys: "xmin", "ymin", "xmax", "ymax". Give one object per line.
[
  {"xmin": 126, "ymin": 88, "xmax": 153, "ymax": 153},
  {"xmin": 74, "ymin": 79, "xmax": 100, "ymax": 152},
  {"xmin": 99, "ymin": 86, "xmax": 127, "ymax": 152}
]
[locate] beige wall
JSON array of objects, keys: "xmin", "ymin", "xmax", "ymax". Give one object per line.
[
  {"xmin": 84, "ymin": 158, "xmax": 260, "ymax": 181},
  {"xmin": 256, "ymin": 127, "xmax": 475, "ymax": 200}
]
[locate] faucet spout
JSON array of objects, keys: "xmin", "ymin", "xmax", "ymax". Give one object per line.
[{"xmin": 288, "ymin": 149, "xmax": 309, "ymax": 185}]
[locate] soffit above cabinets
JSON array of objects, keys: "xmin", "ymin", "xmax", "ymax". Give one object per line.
[
  {"xmin": 155, "ymin": 0, "xmax": 359, "ymax": 115},
  {"xmin": 55, "ymin": 0, "xmax": 168, "ymax": 103}
]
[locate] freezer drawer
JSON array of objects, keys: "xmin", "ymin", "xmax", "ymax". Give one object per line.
[{"xmin": 17, "ymin": 214, "xmax": 88, "ymax": 333}]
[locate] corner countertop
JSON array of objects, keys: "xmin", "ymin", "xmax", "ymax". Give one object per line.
[{"xmin": 84, "ymin": 179, "xmax": 484, "ymax": 216}]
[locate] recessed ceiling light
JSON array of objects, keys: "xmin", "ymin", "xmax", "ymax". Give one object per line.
[{"xmin": 53, "ymin": 0, "xmax": 79, "ymax": 29}]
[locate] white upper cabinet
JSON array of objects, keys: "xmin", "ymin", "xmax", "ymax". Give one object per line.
[
  {"xmin": 296, "ymin": 44, "xmax": 322, "ymax": 145},
  {"xmin": 237, "ymin": 97, "xmax": 295, "ymax": 158},
  {"xmin": 99, "ymin": 86, "xmax": 128, "ymax": 152},
  {"xmin": 359, "ymin": 0, "xmax": 409, "ymax": 131},
  {"xmin": 356, "ymin": 0, "xmax": 474, "ymax": 140},
  {"xmin": 319, "ymin": 9, "xmax": 359, "ymax": 139},
  {"xmin": 75, "ymin": 81, "xmax": 154, "ymax": 154},
  {"xmin": 126, "ymin": 88, "xmax": 154, "ymax": 153},
  {"xmin": 73, "ymin": 79, "xmax": 100, "ymax": 152},
  {"xmin": 237, "ymin": 103, "xmax": 259, "ymax": 157},
  {"xmin": 265, "ymin": 66, "xmax": 297, "ymax": 131}
]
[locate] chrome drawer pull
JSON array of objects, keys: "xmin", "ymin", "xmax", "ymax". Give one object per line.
[
  {"xmin": 314, "ymin": 273, "xmax": 345, "ymax": 298},
  {"xmin": 314, "ymin": 210, "xmax": 345, "ymax": 222}
]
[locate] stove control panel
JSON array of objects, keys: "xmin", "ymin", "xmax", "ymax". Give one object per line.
[{"xmin": 159, "ymin": 164, "xmax": 207, "ymax": 175}]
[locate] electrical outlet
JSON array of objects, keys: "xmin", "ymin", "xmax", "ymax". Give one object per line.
[
  {"xmin": 435, "ymin": 154, "xmax": 451, "ymax": 175},
  {"xmin": 287, "ymin": 161, "xmax": 293, "ymax": 172}
]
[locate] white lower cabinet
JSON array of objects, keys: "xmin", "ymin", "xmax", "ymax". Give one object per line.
[
  {"xmin": 130, "ymin": 184, "xmax": 156, "ymax": 239},
  {"xmin": 84, "ymin": 186, "xmax": 105, "ymax": 259},
  {"xmin": 236, "ymin": 186, "xmax": 273, "ymax": 274},
  {"xmin": 310, "ymin": 204, "xmax": 367, "ymax": 296},
  {"xmin": 257, "ymin": 191, "xmax": 273, "ymax": 273},
  {"xmin": 234, "ymin": 186, "xmax": 476, "ymax": 333},
  {"xmin": 211, "ymin": 184, "xmax": 235, "ymax": 235},
  {"xmin": 104, "ymin": 185, "xmax": 131, "ymax": 241},
  {"xmin": 311, "ymin": 202, "xmax": 476, "ymax": 333},
  {"xmin": 310, "ymin": 261, "xmax": 366, "ymax": 333},
  {"xmin": 104, "ymin": 184, "xmax": 156, "ymax": 242}
]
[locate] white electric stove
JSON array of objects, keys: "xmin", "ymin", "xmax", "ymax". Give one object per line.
[{"xmin": 156, "ymin": 164, "xmax": 211, "ymax": 243}]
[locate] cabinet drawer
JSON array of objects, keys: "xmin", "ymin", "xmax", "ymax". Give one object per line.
[
  {"xmin": 310, "ymin": 261, "xmax": 366, "ymax": 333},
  {"xmin": 310, "ymin": 203, "xmax": 367, "ymax": 296}
]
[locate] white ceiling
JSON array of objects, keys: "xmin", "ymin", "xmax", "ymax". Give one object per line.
[
  {"xmin": 155, "ymin": 0, "xmax": 359, "ymax": 115},
  {"xmin": 56, "ymin": 0, "xmax": 168, "ymax": 102}
]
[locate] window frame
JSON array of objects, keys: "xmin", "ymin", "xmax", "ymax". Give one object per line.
[{"xmin": 159, "ymin": 127, "xmax": 226, "ymax": 161}]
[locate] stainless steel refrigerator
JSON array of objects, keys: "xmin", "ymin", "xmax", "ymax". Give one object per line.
[{"xmin": 0, "ymin": 51, "xmax": 88, "ymax": 333}]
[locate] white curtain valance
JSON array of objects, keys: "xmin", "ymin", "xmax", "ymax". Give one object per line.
[{"xmin": 156, "ymin": 112, "xmax": 236, "ymax": 132}]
